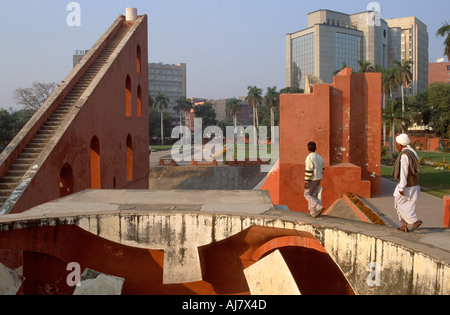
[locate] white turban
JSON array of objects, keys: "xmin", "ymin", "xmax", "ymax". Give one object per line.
[
  {"xmin": 396, "ymin": 134, "xmax": 419, "ymax": 159},
  {"xmin": 396, "ymin": 134, "xmax": 411, "ymax": 146}
]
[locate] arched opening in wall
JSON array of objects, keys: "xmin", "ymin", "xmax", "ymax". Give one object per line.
[
  {"xmin": 126, "ymin": 134, "xmax": 133, "ymax": 181},
  {"xmin": 59, "ymin": 164, "xmax": 74, "ymax": 198},
  {"xmin": 136, "ymin": 45, "xmax": 141, "ymax": 75},
  {"xmin": 90, "ymin": 136, "xmax": 101, "ymax": 189},
  {"xmin": 254, "ymin": 238, "xmax": 354, "ymax": 295},
  {"xmin": 126, "ymin": 75, "xmax": 132, "ymax": 117},
  {"xmin": 137, "ymin": 85, "xmax": 142, "ymax": 118}
]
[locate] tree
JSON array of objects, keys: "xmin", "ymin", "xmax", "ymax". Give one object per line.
[
  {"xmin": 183, "ymin": 98, "xmax": 193, "ymax": 130},
  {"xmin": 381, "ymin": 69, "xmax": 391, "ymax": 146},
  {"xmin": 0, "ymin": 110, "xmax": 14, "ymax": 148},
  {"xmin": 148, "ymin": 107, "xmax": 172, "ymax": 144},
  {"xmin": 13, "ymin": 81, "xmax": 57, "ymax": 111},
  {"xmin": 148, "ymin": 93, "xmax": 155, "ymax": 108},
  {"xmin": 439, "ymin": 140, "xmax": 450, "ymax": 163},
  {"xmin": 174, "ymin": 96, "xmax": 187, "ymax": 130},
  {"xmin": 264, "ymin": 86, "xmax": 279, "ymax": 130},
  {"xmin": 428, "ymin": 82, "xmax": 450, "ymax": 138},
  {"xmin": 407, "ymin": 91, "xmax": 431, "ymax": 128},
  {"xmin": 280, "ymin": 86, "xmax": 304, "ymax": 94},
  {"xmin": 333, "ymin": 62, "xmax": 348, "ymax": 76},
  {"xmin": 436, "ymin": 21, "xmax": 450, "ymax": 61},
  {"xmin": 358, "ymin": 60, "xmax": 374, "ymax": 73},
  {"xmin": 226, "ymin": 97, "xmax": 242, "ymax": 130},
  {"xmin": 382, "ymin": 98, "xmax": 406, "ymax": 158},
  {"xmin": 193, "ymin": 101, "xmax": 217, "ymax": 130},
  {"xmin": 154, "ymin": 91, "xmax": 169, "ymax": 145},
  {"xmin": 246, "ymin": 86, "xmax": 263, "ymax": 131},
  {"xmin": 0, "ymin": 109, "xmax": 33, "ymax": 150},
  {"xmin": 393, "ymin": 60, "xmax": 413, "ymax": 114}
]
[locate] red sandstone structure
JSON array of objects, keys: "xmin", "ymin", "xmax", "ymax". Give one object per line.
[
  {"xmin": 0, "ymin": 11, "xmax": 449, "ymax": 297},
  {"xmin": 0, "ymin": 14, "xmax": 149, "ymax": 215},
  {"xmin": 262, "ymin": 68, "xmax": 381, "ymax": 212},
  {"xmin": 428, "ymin": 61, "xmax": 450, "ymax": 85}
]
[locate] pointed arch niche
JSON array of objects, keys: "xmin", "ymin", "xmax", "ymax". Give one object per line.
[
  {"xmin": 90, "ymin": 136, "xmax": 101, "ymax": 189},
  {"xmin": 136, "ymin": 45, "xmax": 142, "ymax": 75},
  {"xmin": 59, "ymin": 164, "xmax": 74, "ymax": 198},
  {"xmin": 137, "ymin": 85, "xmax": 142, "ymax": 118},
  {"xmin": 126, "ymin": 134, "xmax": 133, "ymax": 181},
  {"xmin": 126, "ymin": 75, "xmax": 132, "ymax": 117}
]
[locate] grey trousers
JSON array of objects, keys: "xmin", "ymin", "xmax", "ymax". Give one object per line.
[{"xmin": 304, "ymin": 180, "xmax": 323, "ymax": 215}]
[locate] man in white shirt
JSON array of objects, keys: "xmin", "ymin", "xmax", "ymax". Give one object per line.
[
  {"xmin": 304, "ymin": 142, "xmax": 325, "ymax": 218},
  {"xmin": 392, "ymin": 134, "xmax": 423, "ymax": 232}
]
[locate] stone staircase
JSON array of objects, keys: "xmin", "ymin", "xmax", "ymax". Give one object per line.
[{"xmin": 0, "ymin": 23, "xmax": 130, "ymax": 210}]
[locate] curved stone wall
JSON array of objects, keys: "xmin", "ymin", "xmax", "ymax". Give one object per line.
[{"xmin": 0, "ymin": 190, "xmax": 448, "ymax": 295}]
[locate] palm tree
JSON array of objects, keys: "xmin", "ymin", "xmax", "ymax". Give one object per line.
[
  {"xmin": 264, "ymin": 86, "xmax": 279, "ymax": 131},
  {"xmin": 183, "ymin": 98, "xmax": 193, "ymax": 130},
  {"xmin": 155, "ymin": 91, "xmax": 169, "ymax": 145},
  {"xmin": 381, "ymin": 69, "xmax": 392, "ymax": 146},
  {"xmin": 382, "ymin": 98, "xmax": 405, "ymax": 159},
  {"xmin": 393, "ymin": 60, "xmax": 413, "ymax": 114},
  {"xmin": 174, "ymin": 96, "xmax": 187, "ymax": 130},
  {"xmin": 333, "ymin": 62, "xmax": 348, "ymax": 76},
  {"xmin": 246, "ymin": 85, "xmax": 263, "ymax": 131},
  {"xmin": 226, "ymin": 97, "xmax": 242, "ymax": 130},
  {"xmin": 358, "ymin": 60, "xmax": 374, "ymax": 73},
  {"xmin": 439, "ymin": 140, "xmax": 450, "ymax": 163},
  {"xmin": 436, "ymin": 21, "xmax": 450, "ymax": 60}
]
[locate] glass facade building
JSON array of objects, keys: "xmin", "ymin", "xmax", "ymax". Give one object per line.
[
  {"xmin": 335, "ymin": 32, "xmax": 363, "ymax": 73},
  {"xmin": 148, "ymin": 62, "xmax": 187, "ymax": 118},
  {"xmin": 287, "ymin": 10, "xmax": 428, "ymax": 95},
  {"xmin": 291, "ymin": 33, "xmax": 315, "ymax": 89}
]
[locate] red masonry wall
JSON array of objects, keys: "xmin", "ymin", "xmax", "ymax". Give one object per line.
[
  {"xmin": 262, "ymin": 68, "xmax": 381, "ymax": 212},
  {"xmin": 9, "ymin": 16, "xmax": 149, "ymax": 214}
]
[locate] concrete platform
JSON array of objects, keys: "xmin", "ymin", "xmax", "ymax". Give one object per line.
[
  {"xmin": 362, "ymin": 178, "xmax": 444, "ymax": 228},
  {"xmin": 0, "ymin": 189, "xmax": 449, "ymax": 294}
]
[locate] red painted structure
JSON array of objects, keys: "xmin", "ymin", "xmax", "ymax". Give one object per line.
[
  {"xmin": 0, "ymin": 225, "xmax": 352, "ymax": 295},
  {"xmin": 0, "ymin": 15, "xmax": 149, "ymax": 215},
  {"xmin": 444, "ymin": 196, "xmax": 450, "ymax": 228},
  {"xmin": 0, "ymin": 13, "xmax": 357, "ymax": 296},
  {"xmin": 262, "ymin": 68, "xmax": 381, "ymax": 212}
]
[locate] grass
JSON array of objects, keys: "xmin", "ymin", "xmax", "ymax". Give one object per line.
[
  {"xmin": 150, "ymin": 145, "xmax": 173, "ymax": 151},
  {"xmin": 417, "ymin": 151, "xmax": 448, "ymax": 163},
  {"xmin": 381, "ymin": 164, "xmax": 450, "ymax": 199}
]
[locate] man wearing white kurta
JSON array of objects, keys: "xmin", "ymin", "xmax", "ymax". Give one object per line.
[
  {"xmin": 392, "ymin": 134, "xmax": 423, "ymax": 232},
  {"xmin": 304, "ymin": 142, "xmax": 325, "ymax": 218}
]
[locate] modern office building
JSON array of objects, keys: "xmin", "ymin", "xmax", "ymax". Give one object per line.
[
  {"xmin": 286, "ymin": 10, "xmax": 428, "ymax": 95},
  {"xmin": 386, "ymin": 17, "xmax": 429, "ymax": 94},
  {"xmin": 148, "ymin": 62, "xmax": 187, "ymax": 119},
  {"xmin": 429, "ymin": 61, "xmax": 450, "ymax": 84}
]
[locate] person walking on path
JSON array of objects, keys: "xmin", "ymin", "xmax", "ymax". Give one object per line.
[
  {"xmin": 304, "ymin": 142, "xmax": 325, "ymax": 218},
  {"xmin": 392, "ymin": 134, "xmax": 423, "ymax": 232}
]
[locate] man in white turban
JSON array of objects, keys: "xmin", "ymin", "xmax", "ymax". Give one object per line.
[{"xmin": 391, "ymin": 134, "xmax": 423, "ymax": 232}]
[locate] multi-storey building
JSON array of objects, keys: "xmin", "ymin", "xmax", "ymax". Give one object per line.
[
  {"xmin": 429, "ymin": 61, "xmax": 450, "ymax": 85},
  {"xmin": 287, "ymin": 10, "xmax": 428, "ymax": 95},
  {"xmin": 386, "ymin": 17, "xmax": 429, "ymax": 94},
  {"xmin": 148, "ymin": 62, "xmax": 186, "ymax": 119}
]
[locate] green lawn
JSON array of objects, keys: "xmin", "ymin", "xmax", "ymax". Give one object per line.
[
  {"xmin": 381, "ymin": 165, "xmax": 450, "ymax": 199},
  {"xmin": 417, "ymin": 151, "xmax": 448, "ymax": 163},
  {"xmin": 150, "ymin": 145, "xmax": 173, "ymax": 151}
]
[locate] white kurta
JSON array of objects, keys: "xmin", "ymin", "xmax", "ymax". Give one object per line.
[{"xmin": 393, "ymin": 150, "xmax": 420, "ymax": 224}]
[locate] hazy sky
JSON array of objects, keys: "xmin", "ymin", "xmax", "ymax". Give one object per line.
[{"xmin": 0, "ymin": 0, "xmax": 449, "ymax": 110}]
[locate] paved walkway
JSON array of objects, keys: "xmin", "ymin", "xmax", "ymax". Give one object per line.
[{"xmin": 362, "ymin": 178, "xmax": 444, "ymax": 229}]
